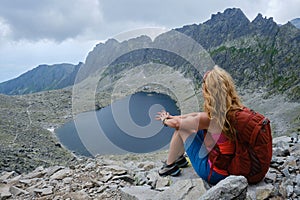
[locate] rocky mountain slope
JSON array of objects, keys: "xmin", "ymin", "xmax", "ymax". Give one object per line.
[
  {"xmin": 176, "ymin": 8, "xmax": 300, "ymax": 101},
  {"xmin": 79, "ymin": 8, "xmax": 300, "ymax": 102},
  {"xmin": 0, "ymin": 63, "xmax": 81, "ymax": 95},
  {"xmin": 0, "ymin": 135, "xmax": 299, "ymax": 199},
  {"xmin": 0, "ymin": 90, "xmax": 75, "ymax": 174}
]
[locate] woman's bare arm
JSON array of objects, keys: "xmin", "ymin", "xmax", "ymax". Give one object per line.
[
  {"xmin": 169, "ymin": 112, "xmax": 199, "ymax": 119},
  {"xmin": 156, "ymin": 111, "xmax": 210, "ymax": 132}
]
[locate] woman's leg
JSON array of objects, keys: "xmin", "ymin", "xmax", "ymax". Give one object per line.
[
  {"xmin": 159, "ymin": 129, "xmax": 192, "ymax": 176},
  {"xmin": 166, "ymin": 127, "xmax": 200, "ymax": 164},
  {"xmin": 159, "ymin": 114, "xmax": 202, "ymax": 176},
  {"xmin": 166, "ymin": 130, "xmax": 185, "ymax": 165}
]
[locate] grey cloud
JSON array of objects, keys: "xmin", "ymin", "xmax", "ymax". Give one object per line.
[
  {"xmin": 100, "ymin": 0, "xmax": 235, "ymax": 27},
  {"xmin": 0, "ymin": 0, "xmax": 102, "ymax": 41},
  {"xmin": 0, "ymin": 0, "xmax": 298, "ymax": 43},
  {"xmin": 94, "ymin": 0, "xmax": 246, "ymax": 40}
]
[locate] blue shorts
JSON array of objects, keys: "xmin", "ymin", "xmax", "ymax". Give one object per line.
[{"xmin": 184, "ymin": 130, "xmax": 227, "ymax": 185}]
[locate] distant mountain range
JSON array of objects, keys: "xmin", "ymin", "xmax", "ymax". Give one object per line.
[
  {"xmin": 291, "ymin": 18, "xmax": 300, "ymax": 29},
  {"xmin": 0, "ymin": 63, "xmax": 81, "ymax": 95},
  {"xmin": 0, "ymin": 8, "xmax": 299, "ymax": 101}
]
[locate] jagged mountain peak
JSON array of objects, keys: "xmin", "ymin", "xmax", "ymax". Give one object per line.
[
  {"xmin": 205, "ymin": 8, "xmax": 250, "ymax": 26},
  {"xmin": 250, "ymin": 13, "xmax": 279, "ymax": 36},
  {"xmin": 252, "ymin": 13, "xmax": 277, "ymax": 26},
  {"xmin": 175, "ymin": 8, "xmax": 251, "ymax": 49}
]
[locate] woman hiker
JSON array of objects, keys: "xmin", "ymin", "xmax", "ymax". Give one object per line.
[{"xmin": 155, "ymin": 65, "xmax": 242, "ymax": 185}]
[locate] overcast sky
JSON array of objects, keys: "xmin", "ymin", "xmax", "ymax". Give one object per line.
[{"xmin": 0, "ymin": 0, "xmax": 299, "ymax": 83}]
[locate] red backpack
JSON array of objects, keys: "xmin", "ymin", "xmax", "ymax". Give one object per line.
[{"xmin": 208, "ymin": 107, "xmax": 272, "ymax": 184}]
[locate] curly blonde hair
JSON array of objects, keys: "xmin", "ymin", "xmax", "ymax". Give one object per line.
[{"xmin": 202, "ymin": 65, "xmax": 243, "ymax": 140}]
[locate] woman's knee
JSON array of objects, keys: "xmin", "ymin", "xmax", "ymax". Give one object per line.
[{"xmin": 177, "ymin": 129, "xmax": 196, "ymax": 143}]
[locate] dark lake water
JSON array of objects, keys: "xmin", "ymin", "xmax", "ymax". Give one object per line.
[{"xmin": 55, "ymin": 92, "xmax": 180, "ymax": 157}]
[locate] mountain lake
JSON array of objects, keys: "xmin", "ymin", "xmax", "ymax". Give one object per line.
[{"xmin": 55, "ymin": 92, "xmax": 180, "ymax": 157}]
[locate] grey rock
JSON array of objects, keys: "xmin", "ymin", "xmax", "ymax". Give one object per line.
[
  {"xmin": 264, "ymin": 171, "xmax": 277, "ymax": 183},
  {"xmin": 279, "ymin": 180, "xmax": 287, "ymax": 197},
  {"xmin": 50, "ymin": 168, "xmax": 73, "ymax": 180},
  {"xmin": 4, "ymin": 175, "xmax": 21, "ymax": 184},
  {"xmin": 112, "ymin": 174, "xmax": 135, "ymax": 184},
  {"xmin": 25, "ymin": 182, "xmax": 44, "ymax": 194},
  {"xmin": 90, "ymin": 179, "xmax": 103, "ymax": 187},
  {"xmin": 157, "ymin": 178, "xmax": 206, "ymax": 200},
  {"xmin": 0, "ymin": 172, "xmax": 15, "ymax": 182},
  {"xmin": 0, "ymin": 192, "xmax": 11, "ymax": 200},
  {"xmin": 46, "ymin": 166, "xmax": 65, "ymax": 176},
  {"xmin": 273, "ymin": 136, "xmax": 291, "ymax": 145},
  {"xmin": 120, "ymin": 185, "xmax": 159, "ymax": 200},
  {"xmin": 134, "ymin": 172, "xmax": 147, "ymax": 185},
  {"xmin": 96, "ymin": 185, "xmax": 108, "ymax": 193},
  {"xmin": 33, "ymin": 186, "xmax": 53, "ymax": 196},
  {"xmin": 291, "ymin": 133, "xmax": 299, "ymax": 143},
  {"xmin": 19, "ymin": 179, "xmax": 33, "ymax": 185},
  {"xmin": 155, "ymin": 176, "xmax": 170, "ymax": 189},
  {"xmin": 65, "ymin": 190, "xmax": 92, "ymax": 200},
  {"xmin": 83, "ymin": 182, "xmax": 94, "ymax": 189},
  {"xmin": 0, "ymin": 185, "xmax": 12, "ymax": 200},
  {"xmin": 276, "ymin": 140, "xmax": 290, "ymax": 150},
  {"xmin": 146, "ymin": 172, "xmax": 158, "ymax": 188},
  {"xmin": 84, "ymin": 162, "xmax": 96, "ymax": 170},
  {"xmin": 255, "ymin": 184, "xmax": 274, "ymax": 200},
  {"xmin": 138, "ymin": 162, "xmax": 156, "ymax": 171},
  {"xmin": 286, "ymin": 185, "xmax": 294, "ymax": 197},
  {"xmin": 200, "ymin": 176, "xmax": 247, "ymax": 200},
  {"xmin": 22, "ymin": 170, "xmax": 45, "ymax": 179},
  {"xmin": 103, "ymin": 165, "xmax": 128, "ymax": 175},
  {"xmin": 282, "ymin": 166, "xmax": 290, "ymax": 178},
  {"xmin": 297, "ymin": 174, "xmax": 300, "ymax": 186},
  {"xmin": 273, "ymin": 147, "xmax": 290, "ymax": 157},
  {"xmin": 272, "ymin": 156, "xmax": 285, "ymax": 165},
  {"xmin": 294, "ymin": 186, "xmax": 300, "ymax": 196},
  {"xmin": 9, "ymin": 186, "xmax": 29, "ymax": 196},
  {"xmin": 99, "ymin": 173, "xmax": 113, "ymax": 183},
  {"xmin": 63, "ymin": 177, "xmax": 73, "ymax": 184}
]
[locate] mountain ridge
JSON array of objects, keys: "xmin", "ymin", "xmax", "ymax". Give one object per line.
[
  {"xmin": 175, "ymin": 8, "xmax": 299, "ymax": 100},
  {"xmin": 0, "ymin": 62, "xmax": 82, "ymax": 95}
]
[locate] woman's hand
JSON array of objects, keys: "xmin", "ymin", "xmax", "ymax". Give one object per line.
[{"xmin": 155, "ymin": 110, "xmax": 170, "ymax": 121}]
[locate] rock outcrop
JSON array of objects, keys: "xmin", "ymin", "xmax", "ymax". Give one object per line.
[{"xmin": 0, "ymin": 135, "xmax": 299, "ymax": 199}]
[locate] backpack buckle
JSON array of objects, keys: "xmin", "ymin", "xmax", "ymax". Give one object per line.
[{"xmin": 262, "ymin": 118, "xmax": 269, "ymax": 125}]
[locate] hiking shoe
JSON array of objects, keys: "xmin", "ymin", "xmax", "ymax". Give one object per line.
[
  {"xmin": 158, "ymin": 162, "xmax": 181, "ymax": 177},
  {"xmin": 175, "ymin": 155, "xmax": 189, "ymax": 168}
]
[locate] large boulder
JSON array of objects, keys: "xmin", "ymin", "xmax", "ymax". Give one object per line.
[{"xmin": 199, "ymin": 176, "xmax": 248, "ymax": 200}]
